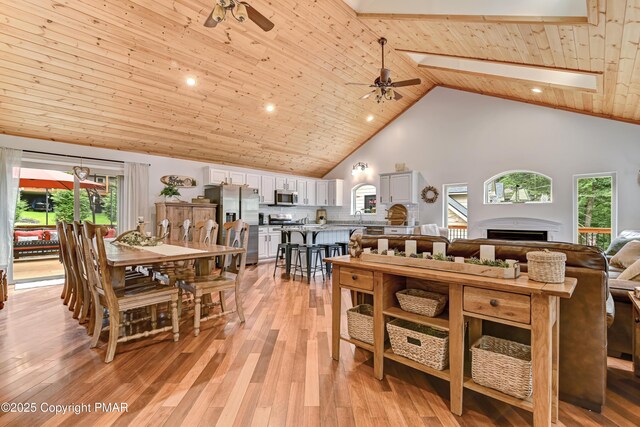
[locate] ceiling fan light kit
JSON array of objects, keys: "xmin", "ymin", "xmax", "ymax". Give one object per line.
[
  {"xmin": 204, "ymin": 0, "xmax": 274, "ymax": 32},
  {"xmin": 346, "ymin": 38, "xmax": 422, "ymax": 103}
]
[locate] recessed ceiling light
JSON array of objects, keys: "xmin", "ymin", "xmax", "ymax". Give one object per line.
[
  {"xmin": 366, "ymin": 114, "xmax": 374, "ymax": 122},
  {"xmin": 531, "ymin": 87, "xmax": 543, "ymax": 94},
  {"xmin": 186, "ymin": 77, "xmax": 197, "ymax": 87},
  {"xmin": 265, "ymin": 103, "xmax": 275, "ymax": 113}
]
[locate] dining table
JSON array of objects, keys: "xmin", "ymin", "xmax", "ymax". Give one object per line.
[{"xmin": 104, "ymin": 240, "xmax": 246, "ymax": 288}]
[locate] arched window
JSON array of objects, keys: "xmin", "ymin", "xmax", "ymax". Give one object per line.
[
  {"xmin": 485, "ymin": 171, "xmax": 552, "ymax": 204},
  {"xmin": 351, "ymin": 184, "xmax": 377, "ymax": 215}
]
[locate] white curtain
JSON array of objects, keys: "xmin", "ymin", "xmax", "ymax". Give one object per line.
[
  {"xmin": 0, "ymin": 148, "xmax": 22, "ymax": 279},
  {"xmin": 120, "ymin": 162, "xmax": 150, "ymax": 233}
]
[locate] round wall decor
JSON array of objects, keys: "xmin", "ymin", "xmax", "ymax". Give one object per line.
[{"xmin": 421, "ymin": 185, "xmax": 439, "ymax": 203}]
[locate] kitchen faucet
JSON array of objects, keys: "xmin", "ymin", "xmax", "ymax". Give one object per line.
[{"xmin": 355, "ymin": 210, "xmax": 363, "ymax": 225}]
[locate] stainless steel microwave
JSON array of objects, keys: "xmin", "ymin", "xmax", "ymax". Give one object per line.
[{"xmin": 275, "ymin": 190, "xmax": 298, "ymax": 206}]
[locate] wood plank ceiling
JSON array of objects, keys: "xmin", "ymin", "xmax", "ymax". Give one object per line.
[{"xmin": 0, "ymin": 1, "xmax": 639, "ymax": 177}]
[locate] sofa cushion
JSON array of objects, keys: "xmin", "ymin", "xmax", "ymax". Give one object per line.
[
  {"xmin": 606, "ymin": 230, "xmax": 640, "ymax": 255},
  {"xmin": 43, "ymin": 230, "xmax": 59, "ymax": 241},
  {"xmin": 610, "ymin": 240, "xmax": 640, "ymax": 269},
  {"xmin": 14, "ymin": 230, "xmax": 44, "ymax": 241},
  {"xmin": 17, "ymin": 235, "xmax": 39, "ymax": 242},
  {"xmin": 618, "ymin": 258, "xmax": 640, "ymax": 281},
  {"xmin": 609, "ymin": 278, "xmax": 639, "ymax": 300}
]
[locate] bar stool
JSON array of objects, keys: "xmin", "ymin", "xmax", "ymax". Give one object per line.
[
  {"xmin": 293, "ymin": 245, "xmax": 325, "ymax": 284},
  {"xmin": 318, "ymin": 243, "xmax": 341, "ymax": 278},
  {"xmin": 335, "ymin": 242, "xmax": 349, "ymax": 256},
  {"xmin": 273, "ymin": 243, "xmax": 299, "ymax": 277}
]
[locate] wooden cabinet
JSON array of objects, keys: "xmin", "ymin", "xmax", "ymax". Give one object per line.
[
  {"xmin": 297, "ymin": 179, "xmax": 317, "ymax": 206},
  {"xmin": 261, "ymin": 175, "xmax": 276, "ymax": 204},
  {"xmin": 316, "ymin": 181, "xmax": 328, "ymax": 206},
  {"xmin": 155, "ymin": 202, "xmax": 217, "ymax": 241},
  {"xmin": 258, "ymin": 227, "xmax": 281, "ymax": 259},
  {"xmin": 379, "ymin": 171, "xmax": 419, "ymax": 204}
]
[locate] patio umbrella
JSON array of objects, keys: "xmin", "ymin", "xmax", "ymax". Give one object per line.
[{"xmin": 19, "ymin": 168, "xmax": 104, "ymax": 190}]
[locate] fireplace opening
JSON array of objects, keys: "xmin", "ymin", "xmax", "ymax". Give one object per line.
[{"xmin": 487, "ymin": 229, "xmax": 548, "ymax": 241}]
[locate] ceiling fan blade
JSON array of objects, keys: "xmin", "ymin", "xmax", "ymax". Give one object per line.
[
  {"xmin": 204, "ymin": 10, "xmax": 219, "ymax": 28},
  {"xmin": 391, "ymin": 78, "xmax": 421, "ymax": 88},
  {"xmin": 243, "ymin": 2, "xmax": 275, "ymax": 32},
  {"xmin": 393, "ymin": 91, "xmax": 404, "ymax": 101},
  {"xmin": 380, "ymin": 68, "xmax": 391, "ymax": 84},
  {"xmin": 360, "ymin": 90, "xmax": 375, "ymax": 100},
  {"xmin": 346, "ymin": 82, "xmax": 373, "ymax": 86}
]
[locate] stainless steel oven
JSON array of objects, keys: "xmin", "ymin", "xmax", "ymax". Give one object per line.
[{"xmin": 275, "ymin": 190, "xmax": 298, "ymax": 206}]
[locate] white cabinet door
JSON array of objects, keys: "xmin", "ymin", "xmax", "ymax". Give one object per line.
[
  {"xmin": 275, "ymin": 176, "xmax": 287, "ymax": 191},
  {"xmin": 296, "ymin": 179, "xmax": 307, "ymax": 205},
  {"xmin": 245, "ymin": 173, "xmax": 261, "ymax": 190},
  {"xmin": 287, "ymin": 179, "xmax": 297, "ymax": 192},
  {"xmin": 379, "ymin": 175, "xmax": 390, "ymax": 204},
  {"xmin": 261, "ymin": 176, "xmax": 276, "ymax": 204},
  {"xmin": 268, "ymin": 232, "xmax": 281, "ymax": 256},
  {"xmin": 228, "ymin": 171, "xmax": 246, "ymax": 185},
  {"xmin": 328, "ymin": 179, "xmax": 343, "ymax": 206},
  {"xmin": 316, "ymin": 181, "xmax": 328, "ymax": 206},
  {"xmin": 208, "ymin": 168, "xmax": 228, "ymax": 185},
  {"xmin": 258, "ymin": 231, "xmax": 269, "ymax": 259},
  {"xmin": 306, "ymin": 180, "xmax": 316, "ymax": 205},
  {"xmin": 390, "ymin": 174, "xmax": 411, "ymax": 204}
]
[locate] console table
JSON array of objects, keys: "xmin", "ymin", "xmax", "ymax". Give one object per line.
[{"xmin": 328, "ymin": 256, "xmax": 577, "ymax": 426}]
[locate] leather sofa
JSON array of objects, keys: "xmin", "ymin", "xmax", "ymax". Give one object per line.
[
  {"xmin": 359, "ymin": 235, "xmax": 611, "ymax": 412},
  {"xmin": 606, "ymin": 229, "xmax": 640, "ymax": 357}
]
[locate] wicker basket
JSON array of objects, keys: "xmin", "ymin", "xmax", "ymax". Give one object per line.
[
  {"xmin": 471, "ymin": 336, "xmax": 532, "ymax": 399},
  {"xmin": 347, "ymin": 304, "xmax": 374, "ymax": 344},
  {"xmin": 387, "ymin": 319, "xmax": 449, "ymax": 370},
  {"xmin": 396, "ymin": 289, "xmax": 448, "ymax": 317},
  {"xmin": 526, "ymin": 250, "xmax": 566, "ymax": 283}
]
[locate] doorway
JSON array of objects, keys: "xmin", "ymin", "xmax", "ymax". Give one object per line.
[
  {"xmin": 443, "ymin": 184, "xmax": 468, "ymax": 240},
  {"xmin": 573, "ymin": 173, "xmax": 616, "ymax": 250}
]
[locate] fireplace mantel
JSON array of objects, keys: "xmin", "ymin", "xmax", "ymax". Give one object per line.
[{"xmin": 473, "ymin": 217, "xmax": 563, "ymax": 241}]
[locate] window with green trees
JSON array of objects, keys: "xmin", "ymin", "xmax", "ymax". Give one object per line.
[
  {"xmin": 576, "ymin": 175, "xmax": 613, "ymax": 250},
  {"xmin": 485, "ymin": 171, "xmax": 552, "ymax": 204}
]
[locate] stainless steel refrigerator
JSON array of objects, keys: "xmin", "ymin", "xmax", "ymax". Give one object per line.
[{"xmin": 204, "ymin": 184, "xmax": 259, "ymax": 264}]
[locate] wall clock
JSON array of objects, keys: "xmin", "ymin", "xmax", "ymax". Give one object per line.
[{"xmin": 421, "ymin": 185, "xmax": 439, "ymax": 203}]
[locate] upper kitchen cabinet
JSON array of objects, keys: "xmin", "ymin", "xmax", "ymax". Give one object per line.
[
  {"xmin": 260, "ymin": 175, "xmax": 276, "ymax": 204},
  {"xmin": 379, "ymin": 171, "xmax": 419, "ymax": 204},
  {"xmin": 245, "ymin": 173, "xmax": 261, "ymax": 190},
  {"xmin": 275, "ymin": 176, "xmax": 297, "ymax": 192},
  {"xmin": 297, "ymin": 179, "xmax": 317, "ymax": 206},
  {"xmin": 316, "ymin": 181, "xmax": 328, "ymax": 206},
  {"xmin": 203, "ymin": 167, "xmax": 245, "ymax": 186},
  {"xmin": 316, "ymin": 179, "xmax": 343, "ymax": 206}
]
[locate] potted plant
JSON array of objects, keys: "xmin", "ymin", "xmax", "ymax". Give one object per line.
[{"xmin": 160, "ymin": 184, "xmax": 181, "ymax": 201}]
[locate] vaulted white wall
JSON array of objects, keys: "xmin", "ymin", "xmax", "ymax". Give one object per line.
[{"xmin": 324, "ymin": 87, "xmax": 640, "ymax": 242}]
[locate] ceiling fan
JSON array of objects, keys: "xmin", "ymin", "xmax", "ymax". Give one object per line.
[
  {"xmin": 204, "ymin": 0, "xmax": 274, "ymax": 32},
  {"xmin": 347, "ymin": 38, "xmax": 421, "ymax": 103}
]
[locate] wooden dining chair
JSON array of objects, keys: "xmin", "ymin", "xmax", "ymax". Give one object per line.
[
  {"xmin": 81, "ymin": 222, "xmax": 179, "ymax": 363},
  {"xmin": 71, "ymin": 221, "xmax": 92, "ymax": 325},
  {"xmin": 178, "ymin": 220, "xmax": 248, "ymax": 336},
  {"xmin": 157, "ymin": 219, "xmax": 171, "ymax": 242},
  {"xmin": 57, "ymin": 221, "xmax": 73, "ymax": 306},
  {"xmin": 58, "ymin": 221, "xmax": 83, "ymax": 318}
]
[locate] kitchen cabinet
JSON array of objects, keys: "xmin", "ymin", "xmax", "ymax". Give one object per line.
[
  {"xmin": 316, "ymin": 181, "xmax": 328, "ymax": 206},
  {"xmin": 203, "ymin": 167, "xmax": 245, "ymax": 186},
  {"xmin": 297, "ymin": 179, "xmax": 317, "ymax": 206},
  {"xmin": 258, "ymin": 227, "xmax": 281, "ymax": 259},
  {"xmin": 328, "ymin": 179, "xmax": 344, "ymax": 207},
  {"xmin": 275, "ymin": 176, "xmax": 297, "ymax": 192},
  {"xmin": 379, "ymin": 171, "xmax": 419, "ymax": 204},
  {"xmin": 156, "ymin": 202, "xmax": 217, "ymax": 241},
  {"xmin": 260, "ymin": 175, "xmax": 276, "ymax": 204},
  {"xmin": 245, "ymin": 173, "xmax": 261, "ymax": 190}
]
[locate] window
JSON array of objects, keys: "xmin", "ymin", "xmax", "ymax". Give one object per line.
[
  {"xmin": 443, "ymin": 184, "xmax": 468, "ymax": 240},
  {"xmin": 351, "ymin": 184, "xmax": 377, "ymax": 215},
  {"xmin": 573, "ymin": 173, "xmax": 616, "ymax": 250},
  {"xmin": 484, "ymin": 171, "xmax": 552, "ymax": 204}
]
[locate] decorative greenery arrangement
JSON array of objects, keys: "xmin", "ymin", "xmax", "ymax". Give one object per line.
[
  {"xmin": 116, "ymin": 231, "xmax": 162, "ymax": 247},
  {"xmin": 160, "ymin": 184, "xmax": 181, "ymax": 198},
  {"xmin": 367, "ymin": 248, "xmax": 513, "ymax": 269}
]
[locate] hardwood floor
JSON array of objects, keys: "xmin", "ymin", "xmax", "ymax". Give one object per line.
[{"xmin": 0, "ymin": 262, "xmax": 638, "ymax": 426}]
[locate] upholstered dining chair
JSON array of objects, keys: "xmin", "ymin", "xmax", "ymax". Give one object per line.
[
  {"xmin": 81, "ymin": 222, "xmax": 179, "ymax": 363},
  {"xmin": 178, "ymin": 220, "xmax": 248, "ymax": 336}
]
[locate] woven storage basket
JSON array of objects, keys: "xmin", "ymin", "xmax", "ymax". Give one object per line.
[
  {"xmin": 386, "ymin": 319, "xmax": 449, "ymax": 370},
  {"xmin": 471, "ymin": 336, "xmax": 532, "ymax": 399},
  {"xmin": 526, "ymin": 250, "xmax": 566, "ymax": 283},
  {"xmin": 396, "ymin": 289, "xmax": 448, "ymax": 317},
  {"xmin": 347, "ymin": 304, "xmax": 374, "ymax": 344}
]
